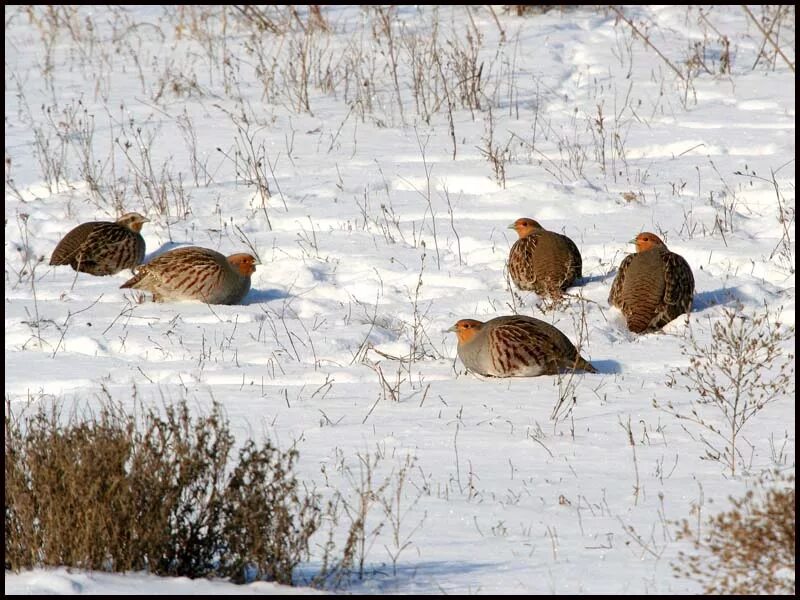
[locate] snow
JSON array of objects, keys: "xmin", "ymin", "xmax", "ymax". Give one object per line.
[{"xmin": 4, "ymin": 5, "xmax": 795, "ymax": 595}]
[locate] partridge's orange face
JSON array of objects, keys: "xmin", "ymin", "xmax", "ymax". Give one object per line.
[
  {"xmin": 228, "ymin": 254, "xmax": 258, "ymax": 277},
  {"xmin": 631, "ymin": 232, "xmax": 665, "ymax": 253},
  {"xmin": 447, "ymin": 319, "xmax": 484, "ymax": 344},
  {"xmin": 508, "ymin": 218, "xmax": 543, "ymax": 239},
  {"xmin": 117, "ymin": 212, "xmax": 150, "ymax": 233}
]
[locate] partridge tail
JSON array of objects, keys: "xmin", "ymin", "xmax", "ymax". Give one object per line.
[
  {"xmin": 120, "ymin": 272, "xmax": 143, "ymax": 289},
  {"xmin": 571, "ymin": 355, "xmax": 598, "ymax": 374},
  {"xmin": 626, "ymin": 313, "xmax": 652, "ymax": 334}
]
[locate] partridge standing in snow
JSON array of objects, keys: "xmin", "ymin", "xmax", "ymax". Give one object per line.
[
  {"xmin": 50, "ymin": 212, "xmax": 149, "ymax": 276},
  {"xmin": 448, "ymin": 315, "xmax": 597, "ymax": 377},
  {"xmin": 507, "ymin": 218, "xmax": 582, "ymax": 298},
  {"xmin": 608, "ymin": 232, "xmax": 694, "ymax": 333},
  {"xmin": 120, "ymin": 246, "xmax": 258, "ymax": 305}
]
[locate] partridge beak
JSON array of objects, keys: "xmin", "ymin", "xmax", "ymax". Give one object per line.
[
  {"xmin": 507, "ymin": 223, "xmax": 517, "ymax": 230},
  {"xmin": 628, "ymin": 237, "xmax": 637, "ymax": 244},
  {"xmin": 445, "ymin": 324, "xmax": 458, "ymax": 333}
]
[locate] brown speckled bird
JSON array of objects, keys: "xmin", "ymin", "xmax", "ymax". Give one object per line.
[
  {"xmin": 448, "ymin": 315, "xmax": 597, "ymax": 377},
  {"xmin": 50, "ymin": 212, "xmax": 149, "ymax": 276},
  {"xmin": 608, "ymin": 232, "xmax": 694, "ymax": 333},
  {"xmin": 120, "ymin": 246, "xmax": 257, "ymax": 305},
  {"xmin": 507, "ymin": 218, "xmax": 582, "ymax": 298}
]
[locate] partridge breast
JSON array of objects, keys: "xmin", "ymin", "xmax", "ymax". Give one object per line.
[
  {"xmin": 507, "ymin": 218, "xmax": 582, "ymax": 298},
  {"xmin": 609, "ymin": 232, "xmax": 694, "ymax": 333}
]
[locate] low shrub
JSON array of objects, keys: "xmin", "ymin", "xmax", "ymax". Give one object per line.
[
  {"xmin": 673, "ymin": 471, "xmax": 795, "ymax": 594},
  {"xmin": 5, "ymin": 396, "xmax": 320, "ymax": 585}
]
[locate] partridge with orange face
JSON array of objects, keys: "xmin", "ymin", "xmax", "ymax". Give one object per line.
[
  {"xmin": 50, "ymin": 212, "xmax": 149, "ymax": 276},
  {"xmin": 120, "ymin": 246, "xmax": 258, "ymax": 305},
  {"xmin": 448, "ymin": 315, "xmax": 597, "ymax": 377},
  {"xmin": 507, "ymin": 218, "xmax": 582, "ymax": 298},
  {"xmin": 608, "ymin": 232, "xmax": 694, "ymax": 333}
]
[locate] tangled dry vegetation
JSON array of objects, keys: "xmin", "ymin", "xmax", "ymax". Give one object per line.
[
  {"xmin": 673, "ymin": 471, "xmax": 795, "ymax": 595},
  {"xmin": 5, "ymin": 396, "xmax": 323, "ymax": 584}
]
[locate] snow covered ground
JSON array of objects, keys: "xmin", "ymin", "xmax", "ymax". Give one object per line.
[{"xmin": 5, "ymin": 5, "xmax": 795, "ymax": 594}]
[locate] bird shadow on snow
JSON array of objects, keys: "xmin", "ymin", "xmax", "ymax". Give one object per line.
[
  {"xmin": 574, "ymin": 272, "xmax": 611, "ymax": 287},
  {"xmin": 586, "ymin": 359, "xmax": 622, "ymax": 375},
  {"xmin": 241, "ymin": 288, "xmax": 289, "ymax": 305},
  {"xmin": 692, "ymin": 286, "xmax": 754, "ymax": 312}
]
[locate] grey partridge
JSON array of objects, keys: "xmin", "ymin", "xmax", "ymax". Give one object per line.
[
  {"xmin": 50, "ymin": 212, "xmax": 148, "ymax": 276},
  {"xmin": 120, "ymin": 246, "xmax": 257, "ymax": 305},
  {"xmin": 507, "ymin": 218, "xmax": 582, "ymax": 298},
  {"xmin": 608, "ymin": 232, "xmax": 694, "ymax": 333},
  {"xmin": 448, "ymin": 315, "xmax": 597, "ymax": 377}
]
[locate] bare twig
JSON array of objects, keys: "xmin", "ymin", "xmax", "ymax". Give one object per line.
[
  {"xmin": 609, "ymin": 6, "xmax": 685, "ymax": 81},
  {"xmin": 741, "ymin": 5, "xmax": 795, "ymax": 72}
]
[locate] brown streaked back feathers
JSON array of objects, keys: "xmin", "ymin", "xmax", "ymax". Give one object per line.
[
  {"xmin": 449, "ymin": 315, "xmax": 597, "ymax": 377},
  {"xmin": 50, "ymin": 212, "xmax": 148, "ymax": 276},
  {"xmin": 120, "ymin": 246, "xmax": 257, "ymax": 305}
]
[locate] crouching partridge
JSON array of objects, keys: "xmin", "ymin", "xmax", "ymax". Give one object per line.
[
  {"xmin": 507, "ymin": 218, "xmax": 582, "ymax": 298},
  {"xmin": 448, "ymin": 315, "xmax": 597, "ymax": 377},
  {"xmin": 50, "ymin": 212, "xmax": 149, "ymax": 276},
  {"xmin": 608, "ymin": 232, "xmax": 694, "ymax": 333},
  {"xmin": 120, "ymin": 246, "xmax": 258, "ymax": 305}
]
